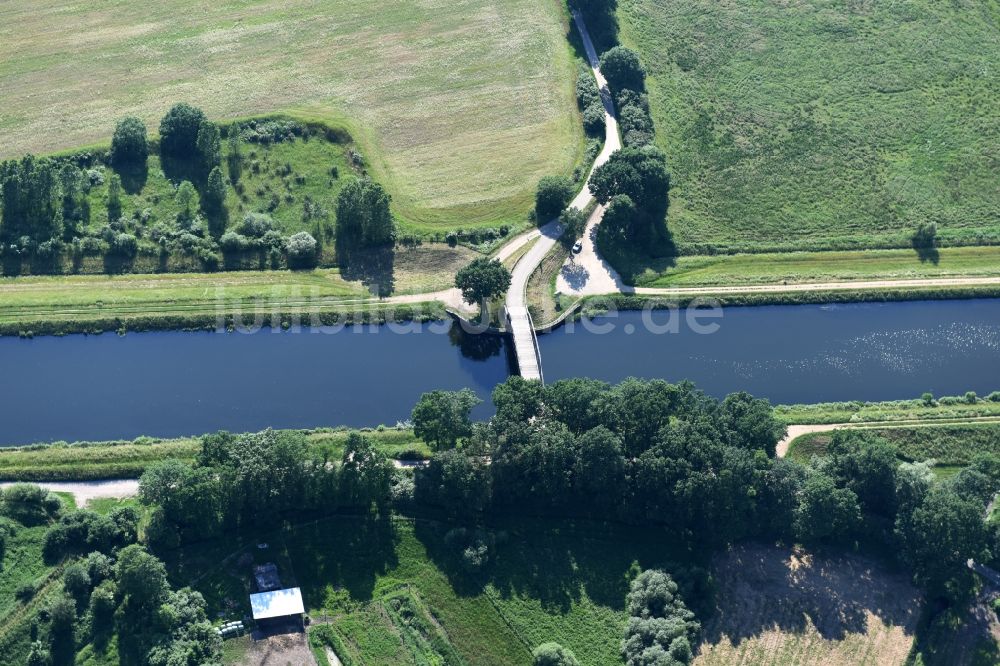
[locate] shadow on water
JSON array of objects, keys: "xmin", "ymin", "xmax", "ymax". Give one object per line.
[{"xmin": 448, "ymin": 324, "xmax": 503, "ymax": 361}]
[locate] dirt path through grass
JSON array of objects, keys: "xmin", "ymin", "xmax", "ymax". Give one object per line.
[{"xmin": 0, "ymin": 479, "xmax": 139, "ymax": 505}]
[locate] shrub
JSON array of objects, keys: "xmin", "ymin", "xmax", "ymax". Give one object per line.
[
  {"xmin": 533, "ymin": 642, "xmax": 580, "ymax": 666},
  {"xmin": 219, "ymin": 231, "xmax": 245, "ymax": 253},
  {"xmin": 286, "ymin": 231, "xmax": 318, "ymax": 268},
  {"xmin": 621, "ymin": 570, "xmax": 699, "ymax": 666},
  {"xmin": 1, "ymin": 483, "xmax": 62, "ymax": 526},
  {"xmin": 236, "ymin": 212, "xmax": 275, "ymax": 238},
  {"xmin": 110, "ymin": 117, "xmax": 148, "ymax": 167},
  {"xmin": 159, "ymin": 103, "xmax": 207, "ymax": 159},
  {"xmin": 15, "ymin": 582, "xmax": 36, "ymax": 603},
  {"xmin": 535, "ymin": 175, "xmax": 575, "ymax": 223},
  {"xmin": 583, "ymin": 101, "xmax": 606, "ymax": 136},
  {"xmin": 575, "ymin": 63, "xmax": 600, "ymax": 109},
  {"xmin": 89, "ymin": 580, "xmax": 117, "ymax": 632},
  {"xmin": 921, "ymin": 392, "xmax": 935, "ymax": 406},
  {"xmin": 110, "ymin": 233, "xmax": 138, "ymax": 258},
  {"xmin": 988, "ymin": 391, "xmax": 1000, "ymax": 403},
  {"xmin": 0, "ymin": 517, "xmax": 17, "ymax": 567},
  {"xmin": 600, "ymin": 46, "xmax": 646, "ymax": 92},
  {"xmin": 965, "ymin": 391, "xmax": 978, "ymax": 404}
]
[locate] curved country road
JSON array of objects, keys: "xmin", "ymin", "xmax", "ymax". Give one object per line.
[{"xmin": 505, "ymin": 10, "xmax": 621, "ymax": 313}]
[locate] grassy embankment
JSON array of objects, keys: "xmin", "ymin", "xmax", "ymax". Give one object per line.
[
  {"xmin": 776, "ymin": 395, "xmax": 1000, "ymax": 425},
  {"xmin": 0, "ymin": 242, "xmax": 477, "ymax": 336},
  {"xmin": 575, "ymin": 284, "xmax": 1000, "ymax": 320},
  {"xmin": 615, "ymin": 246, "xmax": 1000, "ymax": 289},
  {"xmin": 0, "ymin": 428, "xmax": 429, "ymax": 482},
  {"xmin": 1, "ymin": 0, "xmax": 585, "ymax": 235},
  {"xmin": 8, "ymin": 394, "xmax": 1000, "ymax": 482}
]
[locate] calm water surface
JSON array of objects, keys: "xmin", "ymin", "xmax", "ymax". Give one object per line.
[
  {"xmin": 0, "ymin": 299, "xmax": 997, "ymax": 445},
  {"xmin": 541, "ymin": 299, "xmax": 1000, "ymax": 403}
]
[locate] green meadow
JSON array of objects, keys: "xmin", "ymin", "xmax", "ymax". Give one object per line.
[{"xmin": 618, "ymin": 0, "xmax": 1000, "ymax": 254}]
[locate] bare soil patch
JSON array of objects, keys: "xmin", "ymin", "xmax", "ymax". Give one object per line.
[
  {"xmin": 695, "ymin": 544, "xmax": 921, "ymax": 666},
  {"xmin": 243, "ymin": 629, "xmax": 316, "ymax": 666}
]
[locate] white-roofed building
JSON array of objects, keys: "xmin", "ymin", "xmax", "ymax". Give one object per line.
[{"xmin": 249, "ymin": 587, "xmax": 305, "ymax": 625}]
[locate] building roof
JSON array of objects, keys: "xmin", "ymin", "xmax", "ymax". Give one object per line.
[
  {"xmin": 249, "ymin": 587, "xmax": 305, "ymax": 620},
  {"xmin": 253, "ymin": 563, "xmax": 282, "ymax": 592}
]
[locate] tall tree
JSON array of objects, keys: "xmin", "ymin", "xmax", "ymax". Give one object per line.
[
  {"xmin": 535, "ymin": 175, "xmax": 575, "ymax": 223},
  {"xmin": 159, "ymin": 103, "xmax": 207, "ymax": 160},
  {"xmin": 794, "ymin": 473, "xmax": 862, "ymax": 545},
  {"xmin": 0, "ymin": 156, "xmax": 63, "ymax": 245},
  {"xmin": 195, "ymin": 121, "xmax": 222, "ymax": 172},
  {"xmin": 201, "ymin": 166, "xmax": 226, "ymax": 234},
  {"xmin": 110, "ymin": 117, "xmax": 149, "ymax": 167},
  {"xmin": 335, "ymin": 177, "xmax": 395, "ymax": 246},
  {"xmin": 411, "ymin": 389, "xmax": 482, "ymax": 450},
  {"xmin": 599, "ymin": 46, "xmax": 646, "ymax": 92},
  {"xmin": 454, "ymin": 258, "xmax": 511, "ymax": 306},
  {"xmin": 720, "ymin": 392, "xmax": 785, "ymax": 457},
  {"xmin": 896, "ymin": 486, "xmax": 989, "ymax": 600},
  {"xmin": 106, "ymin": 174, "xmax": 123, "ymax": 223}
]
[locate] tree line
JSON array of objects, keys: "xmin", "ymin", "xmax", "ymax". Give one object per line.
[{"xmin": 410, "ymin": 377, "xmax": 998, "ymax": 609}]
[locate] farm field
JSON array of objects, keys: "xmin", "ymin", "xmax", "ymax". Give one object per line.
[
  {"xmin": 0, "ymin": 0, "xmax": 584, "ymax": 232},
  {"xmin": 618, "ymin": 246, "xmax": 1000, "ymax": 289},
  {"xmin": 617, "ymin": 0, "xmax": 1000, "ymax": 254},
  {"xmin": 695, "ymin": 544, "xmax": 920, "ymax": 666}
]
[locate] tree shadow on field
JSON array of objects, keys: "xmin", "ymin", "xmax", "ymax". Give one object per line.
[
  {"xmin": 283, "ymin": 514, "xmax": 399, "ymax": 607},
  {"xmin": 415, "ymin": 518, "xmax": 696, "ymax": 615},
  {"xmin": 160, "ymin": 153, "xmax": 203, "ymax": 189},
  {"xmin": 2, "ymin": 254, "xmax": 22, "ymax": 276},
  {"xmin": 335, "ymin": 238, "xmax": 395, "ymax": 297},
  {"xmin": 116, "ymin": 161, "xmax": 148, "ymax": 195},
  {"xmin": 700, "ymin": 543, "xmax": 921, "ymax": 648},
  {"xmin": 913, "ymin": 241, "xmax": 940, "ymax": 265}
]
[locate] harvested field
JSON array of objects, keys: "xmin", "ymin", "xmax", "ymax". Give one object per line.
[
  {"xmin": 0, "ymin": 0, "xmax": 584, "ymax": 231},
  {"xmin": 695, "ymin": 544, "xmax": 920, "ymax": 666}
]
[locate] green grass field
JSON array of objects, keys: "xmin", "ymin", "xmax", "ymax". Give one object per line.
[
  {"xmin": 617, "ymin": 246, "xmax": 1000, "ymax": 288},
  {"xmin": 0, "ymin": 0, "xmax": 584, "ymax": 232},
  {"xmin": 618, "ymin": 0, "xmax": 1000, "ymax": 254},
  {"xmin": 787, "ymin": 422, "xmax": 1000, "ymax": 467}
]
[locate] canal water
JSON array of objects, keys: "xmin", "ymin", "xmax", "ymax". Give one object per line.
[{"xmin": 0, "ymin": 299, "xmax": 997, "ymax": 445}]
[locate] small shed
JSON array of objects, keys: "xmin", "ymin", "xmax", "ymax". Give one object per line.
[{"xmin": 250, "ymin": 587, "xmax": 305, "ymax": 624}]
